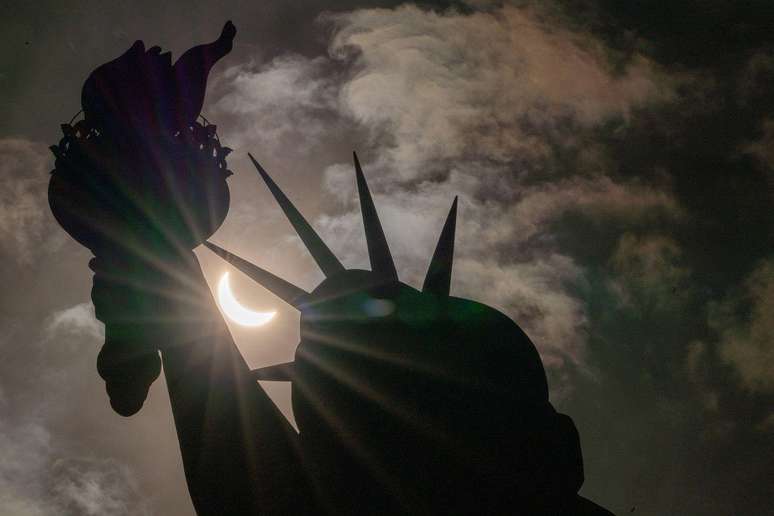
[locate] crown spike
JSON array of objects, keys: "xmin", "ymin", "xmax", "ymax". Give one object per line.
[
  {"xmin": 248, "ymin": 153, "xmax": 345, "ymax": 277},
  {"xmin": 203, "ymin": 241, "xmax": 309, "ymax": 308},
  {"xmin": 353, "ymin": 152, "xmax": 398, "ymax": 281},
  {"xmin": 422, "ymin": 197, "xmax": 458, "ymax": 297}
]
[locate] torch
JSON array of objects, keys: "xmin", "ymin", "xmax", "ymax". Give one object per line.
[{"xmin": 48, "ymin": 22, "xmax": 237, "ymax": 416}]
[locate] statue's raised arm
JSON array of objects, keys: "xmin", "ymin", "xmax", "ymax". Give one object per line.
[{"xmin": 49, "ymin": 22, "xmax": 309, "ymax": 515}]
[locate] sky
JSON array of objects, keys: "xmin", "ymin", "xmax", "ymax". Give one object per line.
[{"xmin": 1, "ymin": 1, "xmax": 773, "ymax": 514}]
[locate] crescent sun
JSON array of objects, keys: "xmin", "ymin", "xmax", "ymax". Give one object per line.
[{"xmin": 217, "ymin": 272, "xmax": 276, "ymax": 327}]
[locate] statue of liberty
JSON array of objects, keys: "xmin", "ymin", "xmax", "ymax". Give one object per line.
[{"xmin": 48, "ymin": 21, "xmax": 614, "ymax": 516}]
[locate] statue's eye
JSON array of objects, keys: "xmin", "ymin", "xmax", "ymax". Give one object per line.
[{"xmin": 362, "ymin": 298, "xmax": 395, "ymax": 318}]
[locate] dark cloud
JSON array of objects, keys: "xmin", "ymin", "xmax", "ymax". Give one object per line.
[
  {"xmin": 0, "ymin": 305, "xmax": 154, "ymax": 516},
  {"xmin": 0, "ymin": 138, "xmax": 63, "ymax": 263},
  {"xmin": 0, "ymin": 417, "xmax": 152, "ymax": 516},
  {"xmin": 712, "ymin": 259, "xmax": 774, "ymax": 393},
  {"xmin": 554, "ymin": 0, "xmax": 774, "ymax": 68}
]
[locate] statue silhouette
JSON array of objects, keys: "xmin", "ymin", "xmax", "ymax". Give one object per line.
[{"xmin": 48, "ymin": 21, "xmax": 615, "ymax": 516}]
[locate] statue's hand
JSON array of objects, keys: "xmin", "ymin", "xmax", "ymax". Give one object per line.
[{"xmin": 49, "ymin": 23, "xmax": 236, "ymax": 417}]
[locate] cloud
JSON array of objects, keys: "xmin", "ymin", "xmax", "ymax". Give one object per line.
[
  {"xmin": 608, "ymin": 233, "xmax": 691, "ymax": 315},
  {"xmin": 714, "ymin": 258, "xmax": 774, "ymax": 392},
  {"xmin": 743, "ymin": 118, "xmax": 774, "ymax": 181},
  {"xmin": 46, "ymin": 302, "xmax": 104, "ymax": 342},
  {"xmin": 325, "ymin": 4, "xmax": 672, "ymax": 177},
  {"xmin": 456, "ymin": 253, "xmax": 586, "ymax": 370},
  {"xmin": 317, "ymin": 5, "xmax": 678, "ymax": 376},
  {"xmin": 316, "ymin": 171, "xmax": 678, "ymax": 372},
  {"xmin": 211, "ymin": 3, "xmax": 681, "ymax": 383},
  {"xmin": 0, "ymin": 419, "xmax": 150, "ymax": 516},
  {"xmin": 0, "ymin": 301, "xmax": 145, "ymax": 516},
  {"xmin": 52, "ymin": 457, "xmax": 150, "ymax": 516},
  {"xmin": 0, "ymin": 138, "xmax": 60, "ymax": 264},
  {"xmin": 211, "ymin": 54, "xmax": 342, "ymax": 157},
  {"xmin": 0, "ymin": 420, "xmax": 51, "ymax": 516}
]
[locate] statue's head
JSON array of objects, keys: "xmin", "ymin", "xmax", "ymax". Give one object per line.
[
  {"xmin": 206, "ymin": 153, "xmax": 581, "ymax": 505},
  {"xmin": 48, "ymin": 23, "xmax": 237, "ymax": 416}
]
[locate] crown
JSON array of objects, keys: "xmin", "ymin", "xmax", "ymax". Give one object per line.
[{"xmin": 204, "ymin": 152, "xmax": 459, "ymax": 308}]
